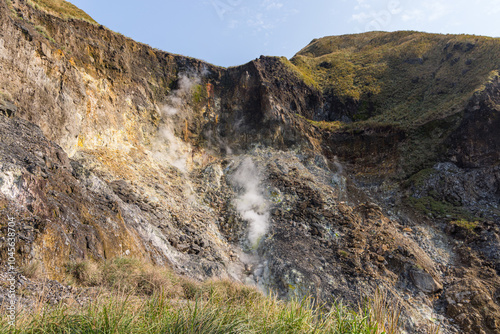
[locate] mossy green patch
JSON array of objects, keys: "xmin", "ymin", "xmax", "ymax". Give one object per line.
[
  {"xmin": 338, "ymin": 250, "xmax": 349, "ymax": 258},
  {"xmin": 296, "ymin": 114, "xmax": 347, "ymax": 132},
  {"xmin": 451, "ymin": 219, "xmax": 479, "ymax": 233},
  {"xmin": 407, "ymin": 195, "xmax": 475, "ymax": 221},
  {"xmin": 307, "ymin": 119, "xmax": 344, "ymax": 131},
  {"xmin": 192, "ymin": 84, "xmax": 206, "ymax": 104},
  {"xmin": 406, "ymin": 168, "xmax": 436, "ymax": 187}
]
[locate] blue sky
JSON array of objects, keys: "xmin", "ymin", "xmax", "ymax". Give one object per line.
[{"xmin": 68, "ymin": 0, "xmax": 500, "ymax": 67}]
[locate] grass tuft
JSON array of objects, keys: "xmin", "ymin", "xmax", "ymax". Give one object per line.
[
  {"xmin": 451, "ymin": 219, "xmax": 479, "ymax": 233},
  {"xmin": 34, "ymin": 25, "xmax": 56, "ymax": 43},
  {"xmin": 19, "ymin": 261, "xmax": 43, "ymax": 279}
]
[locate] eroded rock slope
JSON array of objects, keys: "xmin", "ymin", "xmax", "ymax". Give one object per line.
[{"xmin": 1, "ymin": 1, "xmax": 500, "ymax": 333}]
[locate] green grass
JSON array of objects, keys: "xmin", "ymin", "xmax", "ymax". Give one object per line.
[
  {"xmin": 34, "ymin": 25, "xmax": 56, "ymax": 43},
  {"xmin": 307, "ymin": 119, "xmax": 345, "ymax": 132},
  {"xmin": 338, "ymin": 250, "xmax": 349, "ymax": 258},
  {"xmin": 0, "ymin": 257, "xmax": 406, "ymax": 334},
  {"xmin": 192, "ymin": 84, "xmax": 207, "ymax": 104},
  {"xmin": 0, "ymin": 292, "xmax": 398, "ymax": 334},
  {"xmin": 405, "ymin": 168, "xmax": 436, "ymax": 187},
  {"xmin": 291, "ymin": 31, "xmax": 500, "ymax": 129},
  {"xmin": 5, "ymin": 0, "xmax": 21, "ymax": 19},
  {"xmin": 279, "ymin": 57, "xmax": 320, "ymax": 89},
  {"xmin": 450, "ymin": 219, "xmax": 479, "ymax": 233},
  {"xmin": 27, "ymin": 0, "xmax": 97, "ymax": 24},
  {"xmin": 406, "ymin": 195, "xmax": 476, "ymax": 222}
]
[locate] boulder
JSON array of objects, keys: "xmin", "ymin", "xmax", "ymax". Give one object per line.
[
  {"xmin": 410, "ymin": 268, "xmax": 443, "ymax": 294},
  {"xmin": 0, "ymin": 100, "xmax": 16, "ymax": 117}
]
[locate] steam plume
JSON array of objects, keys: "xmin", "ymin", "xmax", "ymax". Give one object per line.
[
  {"xmin": 232, "ymin": 158, "xmax": 269, "ymax": 247},
  {"xmin": 152, "ymin": 73, "xmax": 201, "ymax": 173}
]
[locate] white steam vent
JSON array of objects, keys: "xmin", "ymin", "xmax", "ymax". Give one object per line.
[
  {"xmin": 152, "ymin": 73, "xmax": 201, "ymax": 173},
  {"xmin": 231, "ymin": 158, "xmax": 270, "ymax": 247},
  {"xmin": 161, "ymin": 74, "xmax": 200, "ymax": 117}
]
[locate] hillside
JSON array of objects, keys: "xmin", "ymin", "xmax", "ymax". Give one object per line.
[
  {"xmin": 26, "ymin": 0, "xmax": 96, "ymax": 23},
  {"xmin": 288, "ymin": 31, "xmax": 500, "ymax": 177},
  {"xmin": 1, "ymin": 1, "xmax": 500, "ymax": 333},
  {"xmin": 292, "ymin": 31, "xmax": 500, "ymax": 127}
]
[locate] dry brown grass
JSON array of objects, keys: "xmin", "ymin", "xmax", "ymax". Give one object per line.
[
  {"xmin": 364, "ymin": 288, "xmax": 402, "ymax": 334},
  {"xmin": 19, "ymin": 261, "xmax": 44, "ymax": 280},
  {"xmin": 65, "ymin": 257, "xmax": 184, "ymax": 298}
]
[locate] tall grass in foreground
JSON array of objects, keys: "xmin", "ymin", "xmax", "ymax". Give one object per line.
[
  {"xmin": 0, "ymin": 258, "xmax": 405, "ymax": 333},
  {"xmin": 0, "ymin": 293, "xmax": 398, "ymax": 334}
]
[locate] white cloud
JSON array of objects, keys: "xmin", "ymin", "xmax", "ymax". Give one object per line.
[
  {"xmin": 350, "ymin": 0, "xmax": 458, "ymax": 31},
  {"xmin": 351, "ymin": 11, "xmax": 373, "ymax": 23},
  {"xmin": 486, "ymin": 0, "xmax": 500, "ymax": 15},
  {"xmin": 351, "ymin": 0, "xmax": 402, "ymax": 30},
  {"xmin": 401, "ymin": 9, "xmax": 424, "ymax": 22},
  {"xmin": 263, "ymin": 0, "xmax": 283, "ymax": 11},
  {"xmin": 354, "ymin": 0, "xmax": 371, "ymax": 10},
  {"xmin": 213, "ymin": 0, "xmax": 289, "ymax": 32},
  {"xmin": 398, "ymin": 1, "xmax": 449, "ymax": 23},
  {"xmin": 247, "ymin": 13, "xmax": 274, "ymax": 31},
  {"xmin": 228, "ymin": 19, "xmax": 239, "ymax": 29},
  {"xmin": 424, "ymin": 1, "xmax": 450, "ymax": 21}
]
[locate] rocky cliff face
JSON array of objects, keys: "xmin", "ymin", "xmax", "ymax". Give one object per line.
[{"xmin": 1, "ymin": 1, "xmax": 500, "ymax": 333}]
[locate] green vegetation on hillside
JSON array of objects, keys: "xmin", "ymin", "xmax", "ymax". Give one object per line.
[
  {"xmin": 27, "ymin": 0, "xmax": 97, "ymax": 24},
  {"xmin": 0, "ymin": 258, "xmax": 406, "ymax": 333},
  {"xmin": 192, "ymin": 84, "xmax": 207, "ymax": 104},
  {"xmin": 35, "ymin": 24, "xmax": 56, "ymax": 43},
  {"xmin": 291, "ymin": 31, "xmax": 500, "ymax": 128},
  {"xmin": 451, "ymin": 219, "xmax": 479, "ymax": 233},
  {"xmin": 279, "ymin": 57, "xmax": 320, "ymax": 89},
  {"xmin": 306, "ymin": 119, "xmax": 344, "ymax": 131},
  {"xmin": 407, "ymin": 195, "xmax": 469, "ymax": 219}
]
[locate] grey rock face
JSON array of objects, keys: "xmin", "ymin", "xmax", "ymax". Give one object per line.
[{"xmin": 410, "ymin": 268, "xmax": 443, "ymax": 294}]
